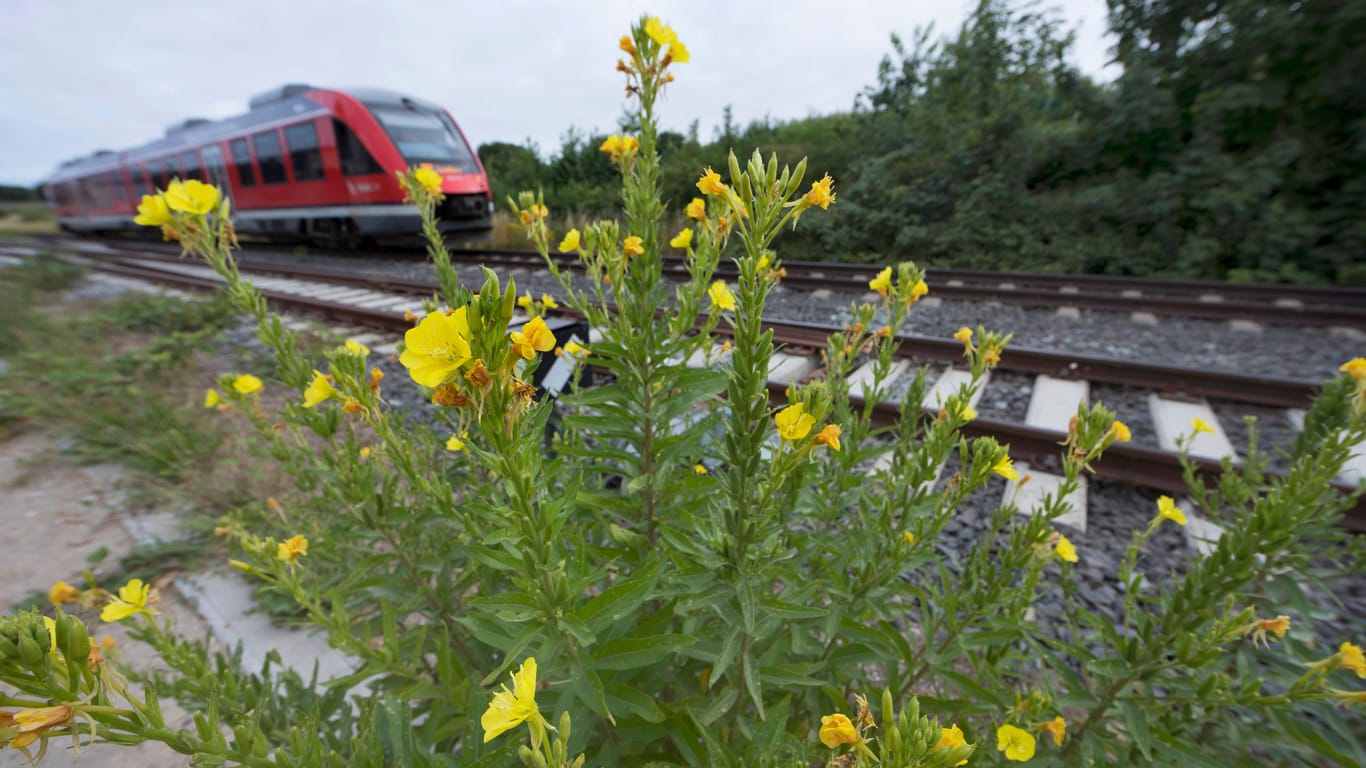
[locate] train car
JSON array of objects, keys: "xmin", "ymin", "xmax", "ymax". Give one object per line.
[{"xmin": 40, "ymin": 84, "xmax": 493, "ymax": 246}]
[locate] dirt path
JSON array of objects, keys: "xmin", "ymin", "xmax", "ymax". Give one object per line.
[{"xmin": 0, "ymin": 430, "xmax": 197, "ymax": 767}]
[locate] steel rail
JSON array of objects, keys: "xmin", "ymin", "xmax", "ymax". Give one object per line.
[{"xmin": 74, "ymin": 254, "xmax": 1366, "ymax": 531}]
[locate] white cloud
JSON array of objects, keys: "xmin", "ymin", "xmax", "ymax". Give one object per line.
[{"xmin": 0, "ymin": 0, "xmax": 1114, "ymax": 185}]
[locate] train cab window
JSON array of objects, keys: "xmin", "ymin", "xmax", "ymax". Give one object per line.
[
  {"xmin": 332, "ymin": 119, "xmax": 383, "ymax": 176},
  {"xmin": 180, "ymin": 151, "xmax": 203, "ymax": 182},
  {"xmin": 369, "ymin": 106, "xmax": 478, "ymax": 172},
  {"xmin": 252, "ymin": 130, "xmax": 287, "ymax": 184},
  {"xmin": 283, "ymin": 122, "xmax": 324, "ymax": 181},
  {"xmin": 230, "ymin": 139, "xmax": 257, "ymax": 187}
]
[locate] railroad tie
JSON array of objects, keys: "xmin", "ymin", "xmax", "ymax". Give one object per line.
[{"xmin": 1001, "ymin": 375, "xmax": 1090, "ymax": 532}]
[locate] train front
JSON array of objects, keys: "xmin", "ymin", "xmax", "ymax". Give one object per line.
[{"xmin": 362, "ymin": 94, "xmax": 493, "ymax": 238}]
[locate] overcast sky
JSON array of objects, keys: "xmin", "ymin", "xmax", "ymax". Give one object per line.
[{"xmin": 0, "ymin": 0, "xmax": 1115, "ymax": 187}]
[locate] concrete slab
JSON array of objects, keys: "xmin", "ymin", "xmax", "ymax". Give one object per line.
[
  {"xmin": 923, "ymin": 367, "xmax": 990, "ymax": 410},
  {"xmin": 1182, "ymin": 500, "xmax": 1224, "ymax": 557},
  {"xmin": 1002, "ymin": 463, "xmax": 1087, "ymax": 531},
  {"xmin": 1058, "ymin": 285, "xmax": 1079, "ymax": 294},
  {"xmin": 1130, "ymin": 312, "xmax": 1158, "ymax": 325},
  {"xmin": 809, "ymin": 289, "xmax": 832, "ymax": 300},
  {"xmin": 353, "ymin": 294, "xmax": 409, "ymax": 310},
  {"xmin": 1228, "ymin": 319, "xmax": 1262, "ymax": 333},
  {"xmin": 686, "ymin": 344, "xmax": 731, "ymax": 369},
  {"xmin": 849, "ymin": 359, "xmax": 911, "ymax": 402},
  {"xmin": 1149, "ymin": 396, "xmax": 1238, "ymax": 461},
  {"xmin": 919, "ymin": 296, "xmax": 943, "ymax": 308},
  {"xmin": 1025, "ymin": 375, "xmax": 1088, "ymax": 433},
  {"xmin": 1283, "ymin": 408, "xmax": 1365, "ymax": 485},
  {"xmin": 1199, "ymin": 293, "xmax": 1224, "ymax": 303},
  {"xmin": 178, "ymin": 571, "xmax": 362, "ymax": 689},
  {"xmin": 1121, "ymin": 289, "xmax": 1142, "ymax": 298},
  {"xmin": 768, "ymin": 351, "xmax": 818, "ymax": 385},
  {"xmin": 1273, "ymin": 298, "xmax": 1303, "ymax": 309},
  {"xmin": 1330, "ymin": 326, "xmax": 1366, "ymax": 341},
  {"xmin": 1055, "ymin": 306, "xmax": 1081, "ymax": 320}
]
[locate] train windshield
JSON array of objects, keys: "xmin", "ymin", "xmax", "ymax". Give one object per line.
[{"xmin": 370, "ymin": 107, "xmax": 478, "ymax": 172}]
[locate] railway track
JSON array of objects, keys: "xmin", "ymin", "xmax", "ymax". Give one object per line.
[
  {"xmin": 18, "ymin": 232, "xmax": 1366, "ymax": 328},
  {"xmin": 7, "ymin": 241, "xmax": 1362, "ymax": 533}
]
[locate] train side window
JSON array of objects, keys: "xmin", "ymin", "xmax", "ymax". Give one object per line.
[
  {"xmin": 109, "ymin": 171, "xmax": 126, "ymax": 202},
  {"xmin": 180, "ymin": 150, "xmax": 203, "ymax": 182},
  {"xmin": 230, "ymin": 138, "xmax": 257, "ymax": 187},
  {"xmin": 333, "ymin": 119, "xmax": 384, "ymax": 176},
  {"xmin": 252, "ymin": 130, "xmax": 287, "ymax": 184},
  {"xmin": 134, "ymin": 165, "xmax": 151, "ymax": 196},
  {"xmin": 283, "ymin": 122, "xmax": 324, "ymax": 182}
]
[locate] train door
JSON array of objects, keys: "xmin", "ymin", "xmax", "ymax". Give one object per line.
[{"xmin": 201, "ymin": 145, "xmax": 229, "ymax": 194}]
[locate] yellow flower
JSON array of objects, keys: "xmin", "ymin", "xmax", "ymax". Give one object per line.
[
  {"xmin": 814, "ymin": 424, "xmax": 842, "ymax": 452},
  {"xmin": 868, "ymin": 267, "xmax": 892, "ymax": 296},
  {"xmin": 541, "ymin": 293, "xmax": 559, "ymax": 310},
  {"xmin": 936, "ymin": 724, "xmax": 968, "ymax": 765},
  {"xmin": 644, "ymin": 17, "xmax": 677, "ymax": 45},
  {"xmin": 232, "ymin": 374, "xmax": 263, "ymax": 395},
  {"xmin": 446, "ymin": 435, "xmax": 466, "ymax": 452},
  {"xmin": 775, "ymin": 403, "xmax": 816, "ymax": 441},
  {"xmin": 12, "ymin": 705, "xmax": 74, "ymax": 748},
  {"xmin": 1259, "ymin": 615, "xmax": 1291, "ymax": 639},
  {"xmin": 819, "ymin": 713, "xmax": 859, "ymax": 748},
  {"xmin": 413, "ymin": 166, "xmax": 443, "ymax": 195},
  {"xmin": 1341, "ymin": 358, "xmax": 1366, "ymax": 380},
  {"xmin": 164, "ymin": 178, "xmax": 221, "ymax": 215},
  {"xmin": 42, "ymin": 616, "xmax": 57, "ymax": 653},
  {"xmin": 511, "ymin": 316, "xmax": 557, "ymax": 360},
  {"xmin": 670, "ymin": 228, "xmax": 693, "ymax": 249},
  {"xmin": 697, "ymin": 168, "xmax": 728, "ymax": 196},
  {"xmin": 1041, "ymin": 716, "xmax": 1066, "ymax": 746},
  {"xmin": 100, "ymin": 578, "xmax": 157, "ymax": 622},
  {"xmin": 359, "ymin": 447, "xmax": 371, "ymax": 459},
  {"xmin": 277, "ymin": 535, "xmax": 308, "ymax": 565},
  {"xmin": 996, "ymin": 723, "xmax": 1036, "ymax": 762},
  {"xmin": 342, "ymin": 397, "xmax": 363, "ymax": 414},
  {"xmin": 600, "ymin": 134, "xmax": 623, "ymax": 155},
  {"xmin": 685, "ymin": 197, "xmax": 707, "ymax": 220},
  {"xmin": 992, "ymin": 455, "xmax": 1019, "ymax": 481},
  {"xmin": 344, "ymin": 339, "xmax": 370, "ymax": 356},
  {"xmin": 954, "ymin": 326, "xmax": 973, "ymax": 346},
  {"xmin": 482, "ymin": 657, "xmax": 550, "ymax": 746},
  {"xmin": 667, "ymin": 41, "xmax": 690, "ymax": 64},
  {"xmin": 623, "ymin": 235, "xmax": 645, "ymax": 256},
  {"xmin": 1191, "ymin": 417, "xmax": 1215, "ymax": 435},
  {"xmin": 903, "ymin": 531, "xmax": 916, "ymax": 545},
  {"xmin": 804, "ymin": 174, "xmax": 836, "ymax": 210},
  {"xmin": 303, "ymin": 370, "xmax": 341, "ymax": 408},
  {"xmin": 619, "ymin": 35, "xmax": 637, "ymax": 55},
  {"xmin": 1055, "ymin": 534, "xmax": 1079, "ymax": 563},
  {"xmin": 757, "ymin": 254, "xmax": 771, "ymax": 271},
  {"xmin": 693, "ymin": 463, "xmax": 708, "ymax": 475},
  {"xmin": 958, "ymin": 404, "xmax": 978, "ymax": 422},
  {"xmin": 558, "ymin": 228, "xmax": 581, "ymax": 251},
  {"xmin": 400, "ymin": 309, "xmax": 472, "ymax": 388},
  {"xmin": 204, "ymin": 388, "xmax": 222, "ymax": 408},
  {"xmin": 708, "ymin": 281, "xmax": 736, "ymax": 312},
  {"xmin": 1340, "ymin": 642, "xmax": 1366, "ymax": 677},
  {"xmin": 517, "ymin": 294, "xmax": 533, "ymax": 311},
  {"xmin": 909, "ymin": 278, "xmax": 929, "ymax": 302},
  {"xmin": 1110, "ymin": 421, "xmax": 1132, "ymax": 443},
  {"xmin": 1156, "ymin": 496, "xmax": 1187, "ymax": 526},
  {"xmin": 49, "ymin": 580, "xmax": 80, "ymax": 606},
  {"xmin": 563, "ymin": 341, "xmax": 585, "ymax": 356},
  {"xmin": 134, "ymin": 194, "xmax": 171, "ymax": 226}
]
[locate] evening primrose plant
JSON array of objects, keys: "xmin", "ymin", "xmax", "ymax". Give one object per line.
[{"xmin": 4, "ymin": 14, "xmax": 1365, "ymax": 767}]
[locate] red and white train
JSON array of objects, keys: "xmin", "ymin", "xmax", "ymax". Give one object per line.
[{"xmin": 40, "ymin": 84, "xmax": 493, "ymax": 245}]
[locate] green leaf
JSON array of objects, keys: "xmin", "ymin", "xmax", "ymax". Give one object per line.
[
  {"xmin": 592, "ymin": 634, "xmax": 696, "ymax": 670},
  {"xmin": 604, "ymin": 682, "xmax": 666, "ymax": 723},
  {"xmin": 1120, "ymin": 699, "xmax": 1152, "ymax": 761},
  {"xmin": 580, "ymin": 559, "xmax": 660, "ymax": 634},
  {"xmin": 742, "ymin": 652, "xmax": 765, "ymax": 720}
]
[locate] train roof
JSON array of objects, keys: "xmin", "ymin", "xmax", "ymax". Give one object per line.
[{"xmin": 40, "ymin": 84, "xmax": 447, "ymax": 185}]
